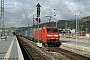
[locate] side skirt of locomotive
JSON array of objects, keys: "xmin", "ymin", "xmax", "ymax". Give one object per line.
[{"xmin": 30, "ymin": 37, "xmax": 61, "ymax": 47}]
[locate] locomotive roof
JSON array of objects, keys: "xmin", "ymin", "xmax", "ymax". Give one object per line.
[
  {"xmin": 43, "ymin": 26, "xmax": 57, "ymax": 29},
  {"xmin": 44, "ymin": 24, "xmax": 57, "ymax": 28}
]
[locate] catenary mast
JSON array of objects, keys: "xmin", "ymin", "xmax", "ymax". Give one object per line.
[{"xmin": 1, "ymin": 0, "xmax": 4, "ymax": 37}]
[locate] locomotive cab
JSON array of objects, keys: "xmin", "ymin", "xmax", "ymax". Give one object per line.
[
  {"xmin": 34, "ymin": 24, "xmax": 61, "ymax": 47},
  {"xmin": 42, "ymin": 25, "xmax": 61, "ymax": 47}
]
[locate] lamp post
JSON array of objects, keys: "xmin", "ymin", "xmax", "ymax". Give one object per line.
[
  {"xmin": 78, "ymin": 11, "xmax": 82, "ymax": 35},
  {"xmin": 80, "ymin": 25, "xmax": 83, "ymax": 36},
  {"xmin": 53, "ymin": 15, "xmax": 58, "ymax": 27},
  {"xmin": 53, "ymin": 9, "xmax": 58, "ymax": 27},
  {"xmin": 54, "ymin": 20, "xmax": 58, "ymax": 27},
  {"xmin": 75, "ymin": 15, "xmax": 78, "ymax": 43},
  {"xmin": 66, "ymin": 21, "xmax": 67, "ymax": 30},
  {"xmin": 85, "ymin": 23, "xmax": 88, "ymax": 34},
  {"xmin": 45, "ymin": 16, "xmax": 51, "ymax": 23},
  {"xmin": 32, "ymin": 14, "xmax": 36, "ymax": 26},
  {"xmin": 56, "ymin": 21, "xmax": 58, "ymax": 27}
]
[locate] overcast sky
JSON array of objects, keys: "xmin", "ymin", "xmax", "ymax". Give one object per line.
[{"xmin": 0, "ymin": 0, "xmax": 90, "ymax": 27}]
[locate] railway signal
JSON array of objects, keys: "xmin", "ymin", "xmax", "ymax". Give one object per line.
[
  {"xmin": 35, "ymin": 18, "xmax": 41, "ymax": 23},
  {"xmin": 36, "ymin": 3, "xmax": 42, "ymax": 47},
  {"xmin": 36, "ymin": 3, "xmax": 41, "ymax": 17},
  {"xmin": 36, "ymin": 3, "xmax": 41, "ymax": 23}
]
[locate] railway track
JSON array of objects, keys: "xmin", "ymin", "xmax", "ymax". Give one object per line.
[
  {"xmin": 46, "ymin": 47, "xmax": 90, "ymax": 60},
  {"xmin": 17, "ymin": 35, "xmax": 53, "ymax": 60},
  {"xmin": 18, "ymin": 35, "xmax": 90, "ymax": 60}
]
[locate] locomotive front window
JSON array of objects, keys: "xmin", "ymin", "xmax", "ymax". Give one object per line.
[{"xmin": 47, "ymin": 28, "xmax": 58, "ymax": 32}]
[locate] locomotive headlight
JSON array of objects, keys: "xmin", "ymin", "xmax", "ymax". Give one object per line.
[
  {"xmin": 56, "ymin": 38, "xmax": 58, "ymax": 39},
  {"xmin": 54, "ymin": 35, "xmax": 59, "ymax": 36},
  {"xmin": 47, "ymin": 35, "xmax": 52, "ymax": 36},
  {"xmin": 47, "ymin": 34, "xmax": 59, "ymax": 37}
]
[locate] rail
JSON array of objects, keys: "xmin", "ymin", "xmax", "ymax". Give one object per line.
[
  {"xmin": 17, "ymin": 35, "xmax": 52, "ymax": 60},
  {"xmin": 47, "ymin": 47, "xmax": 90, "ymax": 60}
]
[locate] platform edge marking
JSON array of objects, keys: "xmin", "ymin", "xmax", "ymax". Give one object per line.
[
  {"xmin": 16, "ymin": 37, "xmax": 24, "ymax": 60},
  {"xmin": 3, "ymin": 38, "xmax": 14, "ymax": 60}
]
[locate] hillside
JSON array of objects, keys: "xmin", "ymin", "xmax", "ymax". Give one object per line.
[
  {"xmin": 16, "ymin": 16, "xmax": 90, "ymax": 33},
  {"xmin": 39, "ymin": 16, "xmax": 90, "ymax": 30}
]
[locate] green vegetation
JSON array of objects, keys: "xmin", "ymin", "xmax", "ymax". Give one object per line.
[
  {"xmin": 49, "ymin": 53, "xmax": 65, "ymax": 60},
  {"xmin": 38, "ymin": 16, "xmax": 90, "ymax": 30},
  {"xmin": 16, "ymin": 16, "xmax": 90, "ymax": 33}
]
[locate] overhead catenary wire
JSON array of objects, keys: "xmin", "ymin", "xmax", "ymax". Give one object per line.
[
  {"xmin": 56, "ymin": 0, "xmax": 81, "ymax": 12},
  {"xmin": 17, "ymin": 0, "xmax": 39, "ymax": 16},
  {"xmin": 5, "ymin": 0, "xmax": 90, "ymax": 26},
  {"xmin": 17, "ymin": 0, "xmax": 39, "ymax": 14},
  {"xmin": 43, "ymin": 0, "xmax": 81, "ymax": 18},
  {"xmin": 16, "ymin": 0, "xmax": 39, "ymax": 26}
]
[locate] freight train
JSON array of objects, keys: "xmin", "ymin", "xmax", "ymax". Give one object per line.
[{"xmin": 19, "ymin": 24, "xmax": 61, "ymax": 47}]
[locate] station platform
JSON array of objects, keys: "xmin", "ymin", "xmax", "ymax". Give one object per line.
[
  {"xmin": 0, "ymin": 35, "xmax": 24, "ymax": 60},
  {"xmin": 60, "ymin": 38, "xmax": 90, "ymax": 57}
]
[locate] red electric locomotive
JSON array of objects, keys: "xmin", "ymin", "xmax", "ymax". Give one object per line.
[{"xmin": 34, "ymin": 24, "xmax": 61, "ymax": 47}]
